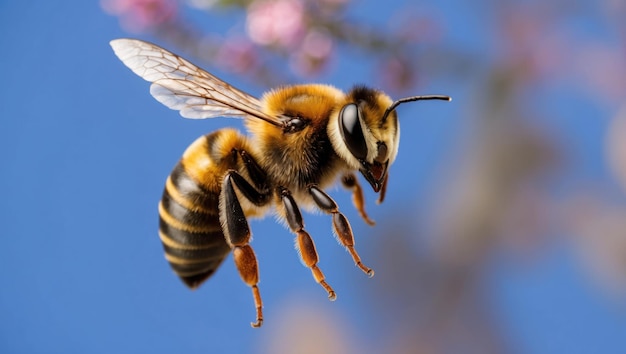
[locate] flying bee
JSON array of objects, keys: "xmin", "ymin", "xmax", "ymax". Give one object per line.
[{"xmin": 110, "ymin": 38, "xmax": 450, "ymax": 328}]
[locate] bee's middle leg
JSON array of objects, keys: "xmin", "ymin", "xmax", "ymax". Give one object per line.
[
  {"xmin": 308, "ymin": 184, "xmax": 374, "ymax": 277},
  {"xmin": 280, "ymin": 187, "xmax": 337, "ymax": 301},
  {"xmin": 220, "ymin": 170, "xmax": 270, "ymax": 328}
]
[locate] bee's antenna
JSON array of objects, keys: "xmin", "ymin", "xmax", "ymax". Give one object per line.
[{"xmin": 381, "ymin": 95, "xmax": 451, "ymax": 124}]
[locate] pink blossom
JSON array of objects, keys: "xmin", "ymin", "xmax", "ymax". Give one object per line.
[
  {"xmin": 573, "ymin": 43, "xmax": 626, "ymax": 103},
  {"xmin": 378, "ymin": 55, "xmax": 417, "ymax": 92},
  {"xmin": 300, "ymin": 29, "xmax": 333, "ymax": 60},
  {"xmin": 289, "ymin": 29, "xmax": 334, "ymax": 76},
  {"xmin": 101, "ymin": 0, "xmax": 177, "ymax": 33},
  {"xmin": 496, "ymin": 5, "xmax": 568, "ymax": 85},
  {"xmin": 246, "ymin": 0, "xmax": 306, "ymax": 49},
  {"xmin": 214, "ymin": 37, "xmax": 259, "ymax": 74}
]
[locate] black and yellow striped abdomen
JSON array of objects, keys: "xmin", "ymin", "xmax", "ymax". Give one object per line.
[{"xmin": 158, "ymin": 129, "xmax": 252, "ymax": 289}]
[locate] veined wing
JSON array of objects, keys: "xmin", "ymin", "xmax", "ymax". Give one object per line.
[{"xmin": 110, "ymin": 38, "xmax": 283, "ymax": 127}]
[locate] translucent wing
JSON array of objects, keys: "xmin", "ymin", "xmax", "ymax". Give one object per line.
[{"xmin": 110, "ymin": 38, "xmax": 283, "ymax": 127}]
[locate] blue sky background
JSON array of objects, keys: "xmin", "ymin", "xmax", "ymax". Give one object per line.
[{"xmin": 1, "ymin": 1, "xmax": 625, "ymax": 353}]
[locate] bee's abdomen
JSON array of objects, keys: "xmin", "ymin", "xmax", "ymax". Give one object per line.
[{"xmin": 158, "ymin": 145, "xmax": 231, "ymax": 289}]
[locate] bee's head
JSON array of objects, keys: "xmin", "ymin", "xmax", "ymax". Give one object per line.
[{"xmin": 329, "ymin": 86, "xmax": 450, "ymax": 193}]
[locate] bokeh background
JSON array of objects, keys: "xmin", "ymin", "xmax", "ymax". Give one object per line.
[{"xmin": 2, "ymin": 1, "xmax": 626, "ymax": 353}]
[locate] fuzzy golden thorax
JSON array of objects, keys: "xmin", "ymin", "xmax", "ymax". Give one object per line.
[{"xmin": 246, "ymin": 84, "xmax": 348, "ymax": 190}]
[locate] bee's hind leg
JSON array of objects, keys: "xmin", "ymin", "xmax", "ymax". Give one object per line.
[
  {"xmin": 279, "ymin": 187, "xmax": 337, "ymax": 301},
  {"xmin": 308, "ymin": 184, "xmax": 375, "ymax": 277},
  {"xmin": 220, "ymin": 170, "xmax": 270, "ymax": 328}
]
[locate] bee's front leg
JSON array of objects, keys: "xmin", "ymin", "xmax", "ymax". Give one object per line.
[
  {"xmin": 341, "ymin": 173, "xmax": 376, "ymax": 225},
  {"xmin": 279, "ymin": 187, "xmax": 337, "ymax": 301},
  {"xmin": 308, "ymin": 185, "xmax": 375, "ymax": 277},
  {"xmin": 377, "ymin": 173, "xmax": 389, "ymax": 205},
  {"xmin": 220, "ymin": 170, "xmax": 270, "ymax": 328}
]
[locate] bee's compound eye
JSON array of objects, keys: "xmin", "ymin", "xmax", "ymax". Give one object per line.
[{"xmin": 339, "ymin": 103, "xmax": 367, "ymax": 160}]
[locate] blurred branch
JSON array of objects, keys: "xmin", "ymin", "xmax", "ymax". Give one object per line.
[{"xmin": 102, "ymin": 0, "xmax": 458, "ymax": 91}]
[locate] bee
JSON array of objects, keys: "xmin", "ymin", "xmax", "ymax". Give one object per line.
[{"xmin": 110, "ymin": 38, "xmax": 450, "ymax": 327}]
